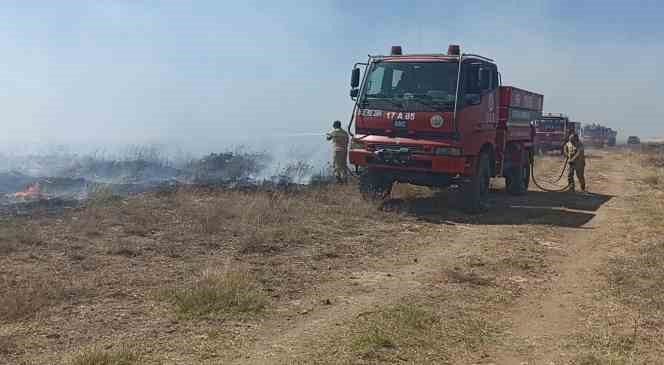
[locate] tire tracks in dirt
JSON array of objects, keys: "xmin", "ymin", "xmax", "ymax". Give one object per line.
[
  {"xmin": 490, "ymin": 150, "xmax": 635, "ymax": 364},
  {"xmin": 231, "ymin": 151, "xmax": 628, "ymax": 365}
]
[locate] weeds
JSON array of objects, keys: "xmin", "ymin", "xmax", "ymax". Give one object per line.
[
  {"xmin": 74, "ymin": 208, "xmax": 105, "ymax": 237},
  {"xmin": 348, "ymin": 300, "xmax": 500, "ymax": 363},
  {"xmin": 162, "ymin": 267, "xmax": 268, "ymax": 319},
  {"xmin": 445, "ymin": 269, "xmax": 495, "ymax": 286},
  {"xmin": 0, "ymin": 223, "xmax": 41, "ymax": 254},
  {"xmin": 107, "ymin": 241, "xmax": 140, "ymax": 258},
  {"xmin": 351, "ymin": 305, "xmax": 437, "ymax": 359},
  {"xmin": 0, "ymin": 335, "xmax": 16, "ymax": 355},
  {"xmin": 569, "ymin": 322, "xmax": 639, "ymax": 365},
  {"xmin": 70, "ymin": 346, "xmax": 138, "ymax": 365},
  {"xmin": 0, "ymin": 277, "xmax": 68, "ymax": 322},
  {"xmin": 567, "ymin": 160, "xmax": 664, "ymax": 363},
  {"xmin": 86, "ymin": 185, "xmax": 119, "ymax": 207},
  {"xmin": 607, "ymin": 241, "xmax": 664, "ymax": 322}
]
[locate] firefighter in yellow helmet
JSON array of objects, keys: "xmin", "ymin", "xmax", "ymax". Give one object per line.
[
  {"xmin": 564, "ymin": 132, "xmax": 586, "ymax": 192},
  {"xmin": 326, "ymin": 120, "xmax": 350, "ymax": 183}
]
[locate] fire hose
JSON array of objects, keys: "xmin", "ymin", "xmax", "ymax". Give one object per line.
[{"xmin": 530, "ymin": 154, "xmax": 572, "ymax": 192}]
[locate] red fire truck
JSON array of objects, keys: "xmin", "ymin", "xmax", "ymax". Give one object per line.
[
  {"xmin": 348, "ymin": 45, "xmax": 543, "ymax": 212},
  {"xmin": 533, "ymin": 113, "xmax": 573, "ymax": 154},
  {"xmin": 583, "ymin": 124, "xmax": 615, "ymax": 147}
]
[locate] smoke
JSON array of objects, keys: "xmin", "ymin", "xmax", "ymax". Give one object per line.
[{"xmin": 0, "ymin": 1, "xmax": 662, "ymax": 163}]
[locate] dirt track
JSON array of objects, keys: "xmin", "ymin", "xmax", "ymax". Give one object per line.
[
  {"xmin": 232, "ymin": 149, "xmax": 648, "ymax": 364},
  {"xmin": 2, "ymin": 148, "xmax": 662, "ymax": 364}
]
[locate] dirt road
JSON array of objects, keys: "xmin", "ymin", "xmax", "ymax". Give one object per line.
[
  {"xmin": 232, "ymin": 149, "xmax": 654, "ymax": 364},
  {"xmin": 2, "ymin": 148, "xmax": 662, "ymax": 364}
]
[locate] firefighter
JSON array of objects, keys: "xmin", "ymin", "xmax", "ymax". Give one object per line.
[
  {"xmin": 326, "ymin": 120, "xmax": 349, "ymax": 183},
  {"xmin": 564, "ymin": 132, "xmax": 586, "ymax": 192}
]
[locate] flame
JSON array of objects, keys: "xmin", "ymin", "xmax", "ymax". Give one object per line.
[{"xmin": 14, "ymin": 182, "xmax": 46, "ymax": 200}]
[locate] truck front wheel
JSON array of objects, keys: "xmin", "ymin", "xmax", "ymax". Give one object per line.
[
  {"xmin": 359, "ymin": 170, "xmax": 393, "ymax": 200},
  {"xmin": 461, "ymin": 153, "xmax": 490, "ymax": 213}
]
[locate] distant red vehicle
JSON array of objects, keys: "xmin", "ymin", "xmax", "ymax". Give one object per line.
[
  {"xmin": 347, "ymin": 45, "xmax": 543, "ymax": 212},
  {"xmin": 583, "ymin": 124, "xmax": 616, "ymax": 147},
  {"xmin": 533, "ymin": 113, "xmax": 574, "ymax": 154}
]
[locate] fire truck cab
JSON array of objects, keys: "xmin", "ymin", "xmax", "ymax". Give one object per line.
[
  {"xmin": 348, "ymin": 45, "xmax": 543, "ymax": 212},
  {"xmin": 583, "ymin": 123, "xmax": 615, "ymax": 147},
  {"xmin": 533, "ymin": 113, "xmax": 573, "ymax": 154}
]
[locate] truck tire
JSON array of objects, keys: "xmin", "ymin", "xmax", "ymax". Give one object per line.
[
  {"xmin": 461, "ymin": 152, "xmax": 490, "ymax": 213},
  {"xmin": 506, "ymin": 150, "xmax": 530, "ymax": 195},
  {"xmin": 359, "ymin": 170, "xmax": 392, "ymax": 200}
]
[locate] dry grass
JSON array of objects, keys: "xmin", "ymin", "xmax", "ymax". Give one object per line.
[
  {"xmin": 106, "ymin": 240, "xmax": 140, "ymax": 257},
  {"xmin": 73, "ymin": 207, "xmax": 105, "ymax": 237},
  {"xmin": 307, "ymin": 280, "xmax": 508, "ymax": 365},
  {"xmin": 86, "ymin": 184, "xmax": 120, "ymax": 207},
  {"xmin": 0, "ymin": 222, "xmax": 41, "ymax": 254},
  {"xmin": 161, "ymin": 266, "xmax": 268, "ymax": 319},
  {"xmin": 0, "ymin": 183, "xmax": 413, "ymax": 363},
  {"xmin": 569, "ymin": 322, "xmax": 640, "ymax": 365},
  {"xmin": 69, "ymin": 347, "xmax": 138, "ymax": 365},
  {"xmin": 639, "ymin": 150, "xmax": 664, "ymax": 189},
  {"xmin": 445, "ymin": 268, "xmax": 495, "ymax": 287},
  {"xmin": 0, "ymin": 277, "xmax": 68, "ymax": 322},
  {"xmin": 168, "ymin": 185, "xmax": 385, "ymax": 256},
  {"xmin": 344, "ymin": 297, "xmax": 502, "ymax": 364},
  {"xmin": 566, "ymin": 157, "xmax": 664, "ymax": 364},
  {"xmin": 608, "ymin": 241, "xmax": 664, "ymax": 316},
  {"xmin": 0, "ymin": 335, "xmax": 16, "ymax": 356},
  {"xmin": 351, "ymin": 305, "xmax": 437, "ymax": 358}
]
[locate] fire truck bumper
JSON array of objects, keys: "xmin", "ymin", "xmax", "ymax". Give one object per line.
[
  {"xmin": 536, "ymin": 142, "xmax": 564, "ymax": 151},
  {"xmin": 349, "ymin": 149, "xmax": 471, "ymax": 187}
]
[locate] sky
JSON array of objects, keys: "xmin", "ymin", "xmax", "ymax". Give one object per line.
[{"xmin": 0, "ymin": 0, "xmax": 663, "ymax": 155}]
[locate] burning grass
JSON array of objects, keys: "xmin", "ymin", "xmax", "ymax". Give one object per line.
[{"xmin": 161, "ymin": 266, "xmax": 268, "ymax": 320}]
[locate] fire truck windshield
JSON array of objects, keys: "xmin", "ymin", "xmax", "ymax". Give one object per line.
[
  {"xmin": 361, "ymin": 61, "xmax": 458, "ymax": 112},
  {"xmin": 536, "ymin": 118, "xmax": 564, "ymax": 131}
]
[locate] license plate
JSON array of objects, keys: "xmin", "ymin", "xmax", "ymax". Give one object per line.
[{"xmin": 393, "ymin": 119, "xmax": 408, "ymax": 128}]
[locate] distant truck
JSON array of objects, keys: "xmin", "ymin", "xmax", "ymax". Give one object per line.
[
  {"xmin": 627, "ymin": 136, "xmax": 641, "ymax": 145},
  {"xmin": 583, "ymin": 123, "xmax": 616, "ymax": 148},
  {"xmin": 533, "ymin": 113, "xmax": 575, "ymax": 154},
  {"xmin": 347, "ymin": 44, "xmax": 543, "ymax": 212},
  {"xmin": 607, "ymin": 128, "xmax": 617, "ymax": 146}
]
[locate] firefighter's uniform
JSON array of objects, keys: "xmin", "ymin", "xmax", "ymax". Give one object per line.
[
  {"xmin": 564, "ymin": 138, "xmax": 586, "ymax": 192},
  {"xmin": 326, "ymin": 127, "xmax": 349, "ymax": 182}
]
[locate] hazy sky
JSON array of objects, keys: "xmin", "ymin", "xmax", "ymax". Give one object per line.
[{"xmin": 1, "ymin": 0, "xmax": 662, "ymax": 151}]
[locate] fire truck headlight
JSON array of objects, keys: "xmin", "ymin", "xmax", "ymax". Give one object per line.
[
  {"xmin": 350, "ymin": 140, "xmax": 365, "ymax": 150},
  {"xmin": 434, "ymin": 147, "xmax": 462, "ymax": 156}
]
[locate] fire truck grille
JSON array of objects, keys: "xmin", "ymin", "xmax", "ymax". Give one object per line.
[
  {"xmin": 366, "ymin": 156, "xmax": 433, "ymax": 169},
  {"xmin": 369, "ymin": 144, "xmax": 428, "ymax": 154}
]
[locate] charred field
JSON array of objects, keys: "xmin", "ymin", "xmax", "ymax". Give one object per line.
[
  {"xmin": 1, "ymin": 148, "xmax": 662, "ymax": 364},
  {"xmin": 0, "ymin": 176, "xmax": 419, "ymax": 364},
  {"xmin": 0, "ymin": 148, "xmax": 405, "ymax": 363}
]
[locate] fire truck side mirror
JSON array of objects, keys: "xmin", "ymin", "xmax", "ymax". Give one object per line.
[
  {"xmin": 350, "ymin": 89, "xmax": 359, "ymax": 99},
  {"xmin": 351, "ymin": 68, "xmax": 361, "ymax": 88}
]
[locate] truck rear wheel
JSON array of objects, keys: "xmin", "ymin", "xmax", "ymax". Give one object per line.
[
  {"xmin": 461, "ymin": 152, "xmax": 490, "ymax": 213},
  {"xmin": 359, "ymin": 170, "xmax": 393, "ymax": 200},
  {"xmin": 506, "ymin": 150, "xmax": 530, "ymax": 195}
]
